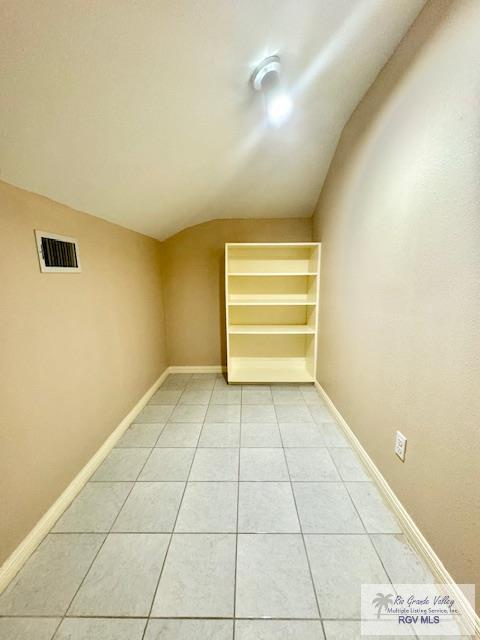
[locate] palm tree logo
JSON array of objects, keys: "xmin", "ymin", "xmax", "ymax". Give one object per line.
[{"xmin": 372, "ymin": 592, "xmax": 394, "ymax": 618}]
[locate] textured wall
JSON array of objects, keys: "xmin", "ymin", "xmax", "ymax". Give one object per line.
[
  {"xmin": 162, "ymin": 218, "xmax": 312, "ymax": 366},
  {"xmin": 0, "ymin": 181, "xmax": 167, "ymax": 563},
  {"xmin": 313, "ymin": 0, "xmax": 480, "ymax": 601}
]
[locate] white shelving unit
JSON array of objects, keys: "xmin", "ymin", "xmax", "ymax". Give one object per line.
[{"xmin": 225, "ymin": 243, "xmax": 321, "ymax": 383}]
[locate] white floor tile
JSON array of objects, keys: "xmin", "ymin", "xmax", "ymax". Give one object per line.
[
  {"xmin": 346, "ymin": 482, "xmax": 402, "ymax": 533},
  {"xmin": 308, "ymin": 404, "xmax": 334, "ymax": 423},
  {"xmin": 236, "ymin": 534, "xmax": 318, "ymax": 618},
  {"xmin": 136, "ymin": 405, "xmax": 175, "ymax": 423},
  {"xmin": 241, "ymin": 404, "xmax": 277, "ymax": 422},
  {"xmin": 271, "ymin": 388, "xmax": 305, "ymax": 405},
  {"xmin": 192, "ymin": 372, "xmax": 218, "ymax": 379},
  {"xmin": 210, "ymin": 389, "xmax": 242, "ymax": 404},
  {"xmin": 370, "ymin": 534, "xmax": 434, "ymax": 583},
  {"xmin": 240, "ymin": 448, "xmax": 289, "ymax": 481},
  {"xmin": 240, "ymin": 423, "xmax": 282, "ymax": 447},
  {"xmin": 149, "ymin": 389, "xmax": 183, "ymax": 405},
  {"xmin": 0, "ymin": 617, "xmax": 61, "ymax": 640},
  {"xmin": 205, "ymin": 404, "xmax": 241, "ymax": 422},
  {"xmin": 116, "ymin": 423, "xmax": 165, "ymax": 447},
  {"xmin": 198, "ymin": 422, "xmax": 240, "ymax": 447},
  {"xmin": 69, "ymin": 533, "xmax": 169, "ymax": 616},
  {"xmin": 285, "ymin": 448, "xmax": 340, "ymax": 481},
  {"xmin": 305, "ymin": 534, "xmax": 389, "ymax": 618},
  {"xmin": 0, "ymin": 534, "xmax": 104, "ymax": 616},
  {"xmin": 54, "ymin": 618, "xmax": 146, "ymax": 640},
  {"xmin": 274, "ymin": 404, "xmax": 313, "ymax": 423},
  {"xmin": 175, "ymin": 482, "xmax": 237, "ymax": 532},
  {"xmin": 155, "ymin": 422, "xmax": 202, "ymax": 447},
  {"xmin": 112, "ymin": 482, "xmax": 184, "ymax": 532},
  {"xmin": 178, "ymin": 389, "xmax": 212, "ymax": 405},
  {"xmin": 320, "ymin": 423, "xmax": 350, "ymax": 447},
  {"xmin": 323, "ymin": 620, "xmax": 415, "ymax": 639},
  {"xmin": 329, "ymin": 447, "xmax": 369, "ymax": 480},
  {"xmin": 292, "ymin": 482, "xmax": 364, "ymax": 533},
  {"xmin": 238, "ymin": 482, "xmax": 300, "ymax": 533},
  {"xmin": 52, "ymin": 482, "xmax": 132, "ymax": 532},
  {"xmin": 161, "ymin": 375, "xmax": 191, "ymax": 390},
  {"xmin": 242, "ymin": 384, "xmax": 270, "ymax": 390},
  {"xmin": 189, "ymin": 448, "xmax": 239, "ymax": 481},
  {"xmin": 145, "ymin": 619, "xmax": 233, "ymax": 640},
  {"xmin": 138, "ymin": 448, "xmax": 194, "ymax": 481},
  {"xmin": 151, "ymin": 533, "xmax": 236, "ymax": 617},
  {"xmin": 236, "ymin": 620, "xmax": 324, "ymax": 640},
  {"xmin": 213, "ymin": 376, "xmax": 231, "ymax": 390},
  {"xmin": 91, "ymin": 448, "xmax": 151, "ymax": 481},
  {"xmin": 165, "ymin": 373, "xmax": 192, "ymax": 383},
  {"xmin": 300, "ymin": 387, "xmax": 325, "ymax": 405},
  {"xmin": 185, "ymin": 378, "xmax": 216, "ymax": 391},
  {"xmin": 169, "ymin": 404, "xmax": 207, "ymax": 423},
  {"xmin": 241, "ymin": 388, "xmax": 273, "ymax": 405},
  {"xmin": 279, "ymin": 422, "xmax": 325, "ymax": 447}
]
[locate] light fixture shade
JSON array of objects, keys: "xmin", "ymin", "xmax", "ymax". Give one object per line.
[
  {"xmin": 266, "ymin": 93, "xmax": 293, "ymax": 127},
  {"xmin": 251, "ymin": 56, "xmax": 293, "ymax": 127}
]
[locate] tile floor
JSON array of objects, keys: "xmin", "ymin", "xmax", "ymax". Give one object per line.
[{"xmin": 0, "ymin": 373, "xmax": 441, "ymax": 639}]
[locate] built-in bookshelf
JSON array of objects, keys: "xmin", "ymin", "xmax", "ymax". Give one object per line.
[{"xmin": 225, "ymin": 243, "xmax": 321, "ymax": 383}]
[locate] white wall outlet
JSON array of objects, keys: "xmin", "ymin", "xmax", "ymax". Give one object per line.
[{"xmin": 395, "ymin": 431, "xmax": 407, "ymax": 461}]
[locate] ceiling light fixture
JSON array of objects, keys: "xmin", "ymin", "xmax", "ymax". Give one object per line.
[{"xmin": 251, "ymin": 55, "xmax": 293, "ymax": 127}]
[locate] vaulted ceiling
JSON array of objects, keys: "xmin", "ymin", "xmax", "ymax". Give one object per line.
[{"xmin": 0, "ymin": 1, "xmax": 424, "ymax": 239}]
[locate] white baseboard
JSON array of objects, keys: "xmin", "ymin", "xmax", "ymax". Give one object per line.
[
  {"xmin": 0, "ymin": 367, "xmax": 170, "ymax": 595},
  {"xmin": 168, "ymin": 365, "xmax": 226, "ymax": 373},
  {"xmin": 315, "ymin": 380, "xmax": 480, "ymax": 638}
]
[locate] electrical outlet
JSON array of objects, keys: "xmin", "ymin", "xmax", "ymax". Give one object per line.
[{"xmin": 395, "ymin": 431, "xmax": 407, "ymax": 461}]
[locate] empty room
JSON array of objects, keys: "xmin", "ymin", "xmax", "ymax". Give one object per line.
[{"xmin": 0, "ymin": 1, "xmax": 479, "ymax": 639}]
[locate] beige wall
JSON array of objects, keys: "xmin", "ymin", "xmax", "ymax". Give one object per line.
[
  {"xmin": 313, "ymin": 0, "xmax": 480, "ymax": 599},
  {"xmin": 0, "ymin": 188, "xmax": 310, "ymax": 563},
  {"xmin": 0, "ymin": 181, "xmax": 167, "ymax": 564},
  {"xmin": 162, "ymin": 218, "xmax": 312, "ymax": 366}
]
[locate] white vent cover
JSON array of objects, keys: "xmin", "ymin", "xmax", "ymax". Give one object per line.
[{"xmin": 35, "ymin": 230, "xmax": 81, "ymax": 273}]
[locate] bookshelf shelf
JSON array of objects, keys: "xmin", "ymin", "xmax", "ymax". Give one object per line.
[{"xmin": 228, "ymin": 324, "xmax": 315, "ymax": 335}]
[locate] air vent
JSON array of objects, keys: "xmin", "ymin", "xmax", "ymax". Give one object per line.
[{"xmin": 35, "ymin": 231, "xmax": 81, "ymax": 273}]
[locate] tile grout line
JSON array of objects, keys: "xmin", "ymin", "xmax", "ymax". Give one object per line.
[
  {"xmin": 232, "ymin": 386, "xmax": 243, "ymax": 639},
  {"xmin": 90, "ymin": 478, "xmax": 376, "ymax": 483},
  {"xmin": 273, "ymin": 402, "xmax": 327, "ymax": 638},
  {"xmin": 312, "ymin": 396, "xmax": 405, "ymax": 633},
  {"xmin": 2, "ymin": 378, "xmax": 421, "ymax": 637},
  {"xmin": 58, "ymin": 413, "xmax": 166, "ymax": 633},
  {"xmin": 328, "ymin": 447, "xmax": 400, "ymax": 582},
  {"xmin": 139, "ymin": 373, "xmax": 212, "ymax": 640},
  {"xmin": 47, "ymin": 615, "xmax": 64, "ymax": 639},
  {"xmin": 1, "ymin": 382, "xmax": 188, "ymax": 630},
  {"xmin": 91, "ymin": 447, "xmax": 373, "ymax": 451},
  {"xmin": 40, "ymin": 530, "xmax": 399, "ymax": 537},
  {"xmin": 1, "ymin": 614, "xmax": 405, "ymax": 621},
  {"xmin": 325, "ymin": 433, "xmax": 419, "ymax": 637},
  {"xmin": 48, "ymin": 374, "xmax": 184, "ymax": 635}
]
